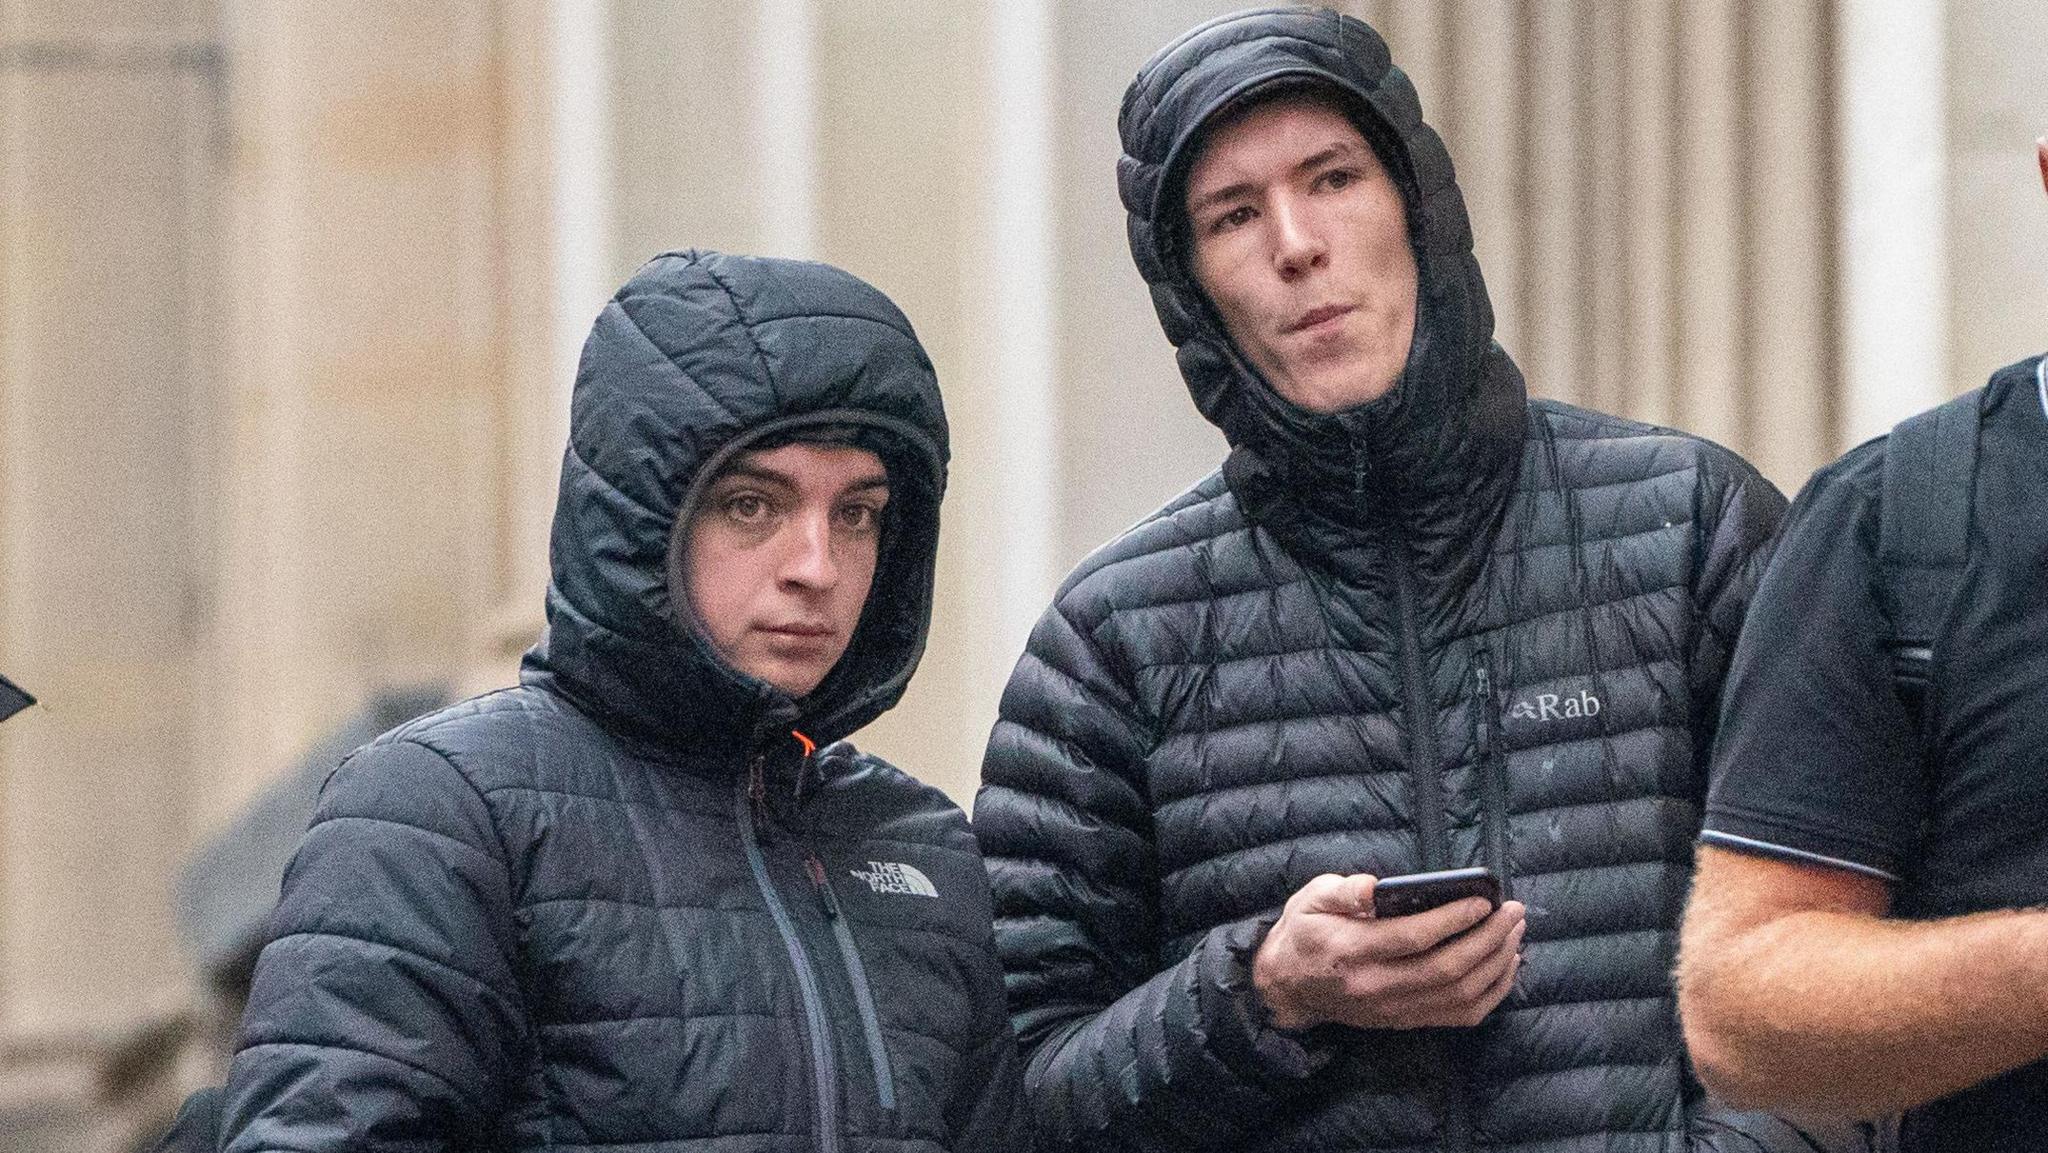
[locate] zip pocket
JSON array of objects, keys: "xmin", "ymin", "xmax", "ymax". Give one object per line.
[
  {"xmin": 1473, "ymin": 650, "xmax": 1516, "ymax": 902},
  {"xmin": 807, "ymin": 852, "xmax": 898, "ymax": 1117}
]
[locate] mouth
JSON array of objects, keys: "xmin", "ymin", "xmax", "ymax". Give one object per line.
[
  {"xmin": 760, "ymin": 622, "xmax": 836, "ymax": 640},
  {"xmin": 1283, "ymin": 303, "xmax": 1355, "ymax": 335}
]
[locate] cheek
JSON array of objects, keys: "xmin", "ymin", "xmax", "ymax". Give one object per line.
[
  {"xmin": 839, "ymin": 538, "xmax": 883, "ymax": 616},
  {"xmin": 1193, "ymin": 245, "xmax": 1275, "ymax": 360},
  {"xmin": 683, "ymin": 528, "xmax": 750, "ymax": 645}
]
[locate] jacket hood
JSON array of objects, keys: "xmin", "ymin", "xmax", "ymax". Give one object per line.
[
  {"xmin": 1118, "ymin": 6, "xmax": 1524, "ymax": 559},
  {"xmin": 522, "ymin": 250, "xmax": 949, "ymax": 757}
]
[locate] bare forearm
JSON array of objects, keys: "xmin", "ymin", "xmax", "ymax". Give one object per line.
[{"xmin": 1680, "ymin": 903, "xmax": 2048, "ymax": 1116}]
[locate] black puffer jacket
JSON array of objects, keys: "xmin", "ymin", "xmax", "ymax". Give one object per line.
[
  {"xmin": 219, "ymin": 251, "xmax": 1021, "ymax": 1153},
  {"xmin": 976, "ymin": 10, "xmax": 1839, "ymax": 1152}
]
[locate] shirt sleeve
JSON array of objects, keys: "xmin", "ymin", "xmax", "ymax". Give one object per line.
[{"xmin": 1701, "ymin": 456, "xmax": 1927, "ymax": 882}]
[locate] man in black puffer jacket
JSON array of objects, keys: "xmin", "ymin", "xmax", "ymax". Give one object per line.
[
  {"xmin": 215, "ymin": 251, "xmax": 1021, "ymax": 1153},
  {"xmin": 976, "ymin": 9, "xmax": 1869, "ymax": 1152}
]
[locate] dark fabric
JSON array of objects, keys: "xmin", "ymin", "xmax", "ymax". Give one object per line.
[
  {"xmin": 0, "ymin": 672, "xmax": 32, "ymax": 723},
  {"xmin": 977, "ymin": 9, "xmax": 1821, "ymax": 1152},
  {"xmin": 1704, "ymin": 355, "xmax": 2048, "ymax": 1151},
  {"xmin": 219, "ymin": 251, "xmax": 1021, "ymax": 1153},
  {"xmin": 150, "ymin": 1086, "xmax": 220, "ymax": 1153}
]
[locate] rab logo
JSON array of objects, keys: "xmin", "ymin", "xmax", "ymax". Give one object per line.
[
  {"xmin": 848, "ymin": 861, "xmax": 939, "ymax": 898},
  {"xmin": 1507, "ymin": 690, "xmax": 1602, "ymax": 722}
]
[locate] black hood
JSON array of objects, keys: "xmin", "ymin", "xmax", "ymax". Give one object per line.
[
  {"xmin": 1118, "ymin": 6, "xmax": 1524, "ymax": 564},
  {"xmin": 522, "ymin": 250, "xmax": 949, "ymax": 758}
]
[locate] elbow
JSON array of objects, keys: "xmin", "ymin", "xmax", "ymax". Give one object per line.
[
  {"xmin": 1682, "ymin": 1022, "xmax": 1776, "ymax": 1111},
  {"xmin": 1675, "ymin": 954, "xmax": 1782, "ymax": 1111}
]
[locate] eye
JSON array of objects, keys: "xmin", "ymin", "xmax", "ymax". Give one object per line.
[
  {"xmin": 835, "ymin": 500, "xmax": 886, "ymax": 534},
  {"xmin": 1208, "ymin": 204, "xmax": 1257, "ymax": 235},
  {"xmin": 1316, "ymin": 166, "xmax": 1362, "ymax": 192},
  {"xmin": 721, "ymin": 492, "xmax": 772, "ymax": 524}
]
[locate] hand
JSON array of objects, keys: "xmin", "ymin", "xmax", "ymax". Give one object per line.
[{"xmin": 1252, "ymin": 873, "xmax": 1527, "ymax": 1031}]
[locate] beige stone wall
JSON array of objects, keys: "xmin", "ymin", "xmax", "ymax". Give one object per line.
[
  {"xmin": 1947, "ymin": 0, "xmax": 2048, "ymax": 388},
  {"xmin": 0, "ymin": 1, "xmax": 557, "ymax": 1145}
]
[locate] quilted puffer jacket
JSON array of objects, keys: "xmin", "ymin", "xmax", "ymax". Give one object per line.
[
  {"xmin": 975, "ymin": 10, "xmax": 1861, "ymax": 1152},
  {"xmin": 219, "ymin": 251, "xmax": 1021, "ymax": 1153}
]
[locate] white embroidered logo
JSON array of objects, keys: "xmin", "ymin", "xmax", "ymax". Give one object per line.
[
  {"xmin": 848, "ymin": 861, "xmax": 939, "ymax": 898},
  {"xmin": 1507, "ymin": 689, "xmax": 1603, "ymax": 722}
]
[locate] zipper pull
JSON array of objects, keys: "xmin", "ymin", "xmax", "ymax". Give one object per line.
[
  {"xmin": 805, "ymin": 852, "xmax": 841, "ymax": 920},
  {"xmin": 791, "ymin": 729, "xmax": 817, "ymax": 806}
]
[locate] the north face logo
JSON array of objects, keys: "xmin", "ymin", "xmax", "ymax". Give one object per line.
[
  {"xmin": 1507, "ymin": 690, "xmax": 1603, "ymax": 722},
  {"xmin": 848, "ymin": 861, "xmax": 939, "ymax": 898}
]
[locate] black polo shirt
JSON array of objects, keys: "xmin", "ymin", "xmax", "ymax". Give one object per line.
[{"xmin": 1701, "ymin": 355, "xmax": 2048, "ymax": 1151}]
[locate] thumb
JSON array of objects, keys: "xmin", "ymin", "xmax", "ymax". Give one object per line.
[{"xmin": 1299, "ymin": 872, "xmax": 1378, "ymax": 917}]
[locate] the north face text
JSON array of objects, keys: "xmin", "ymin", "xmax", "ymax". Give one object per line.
[{"xmin": 848, "ymin": 861, "xmax": 939, "ymax": 898}]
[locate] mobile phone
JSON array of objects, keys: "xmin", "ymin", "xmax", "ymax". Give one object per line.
[{"xmin": 1371, "ymin": 867, "xmax": 1502, "ymax": 919}]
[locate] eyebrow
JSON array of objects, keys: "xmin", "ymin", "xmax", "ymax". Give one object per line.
[
  {"xmin": 1186, "ymin": 141, "xmax": 1365, "ymax": 217},
  {"xmin": 712, "ymin": 464, "xmax": 890, "ymax": 493}
]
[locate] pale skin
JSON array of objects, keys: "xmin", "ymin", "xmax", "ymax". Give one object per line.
[
  {"xmin": 1185, "ymin": 94, "xmax": 1419, "ymax": 413},
  {"xmin": 1675, "ymin": 140, "xmax": 2048, "ymax": 1118},
  {"xmin": 1185, "ymin": 93, "xmax": 1526, "ymax": 1030},
  {"xmin": 680, "ymin": 442, "xmax": 889, "ymax": 698}
]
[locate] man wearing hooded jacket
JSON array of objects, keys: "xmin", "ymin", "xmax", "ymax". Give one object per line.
[
  {"xmin": 976, "ymin": 9, "xmax": 1860, "ymax": 1152},
  {"xmin": 213, "ymin": 251, "xmax": 1021, "ymax": 1153}
]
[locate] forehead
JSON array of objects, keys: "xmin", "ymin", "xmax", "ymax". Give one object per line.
[
  {"xmin": 712, "ymin": 441, "xmax": 887, "ymax": 488},
  {"xmin": 1185, "ymin": 93, "xmax": 1376, "ymax": 191}
]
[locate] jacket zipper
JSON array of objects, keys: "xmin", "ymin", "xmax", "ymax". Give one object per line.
[
  {"xmin": 1390, "ymin": 544, "xmax": 1448, "ymax": 872},
  {"xmin": 736, "ymin": 766, "xmax": 843, "ymax": 1153},
  {"xmin": 1360, "ymin": 433, "xmax": 1449, "ymax": 873},
  {"xmin": 1474, "ymin": 656, "xmax": 1514, "ymax": 902},
  {"xmin": 1366, "ymin": 439, "xmax": 1468, "ymax": 1150},
  {"xmin": 805, "ymin": 852, "xmax": 898, "ymax": 1115}
]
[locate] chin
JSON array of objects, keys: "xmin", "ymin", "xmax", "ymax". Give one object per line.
[
  {"xmin": 775, "ymin": 669, "xmax": 832, "ymax": 698},
  {"xmin": 1280, "ymin": 361, "xmax": 1399, "ymax": 412}
]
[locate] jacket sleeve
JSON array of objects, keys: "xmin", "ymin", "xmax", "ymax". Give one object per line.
[
  {"xmin": 1688, "ymin": 1099, "xmax": 1896, "ymax": 1153},
  {"xmin": 218, "ymin": 738, "xmax": 526, "ymax": 1153},
  {"xmin": 945, "ymin": 1018, "xmax": 1028, "ymax": 1153},
  {"xmin": 1688, "ymin": 453, "xmax": 1789, "ymax": 763},
  {"xmin": 976, "ymin": 597, "xmax": 1326, "ymax": 1152}
]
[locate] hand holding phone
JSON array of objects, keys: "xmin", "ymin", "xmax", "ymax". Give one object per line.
[{"xmin": 1252, "ymin": 869, "xmax": 1525, "ymax": 1032}]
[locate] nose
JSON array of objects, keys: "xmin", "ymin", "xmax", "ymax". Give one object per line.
[
  {"xmin": 779, "ymin": 509, "xmax": 839, "ymax": 591},
  {"xmin": 1270, "ymin": 195, "xmax": 1327, "ymax": 281}
]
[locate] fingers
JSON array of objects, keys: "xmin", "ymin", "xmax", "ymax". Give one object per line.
[
  {"xmin": 1410, "ymin": 902, "xmax": 1525, "ymax": 977},
  {"xmin": 1318, "ymin": 907, "xmax": 1527, "ymax": 1030},
  {"xmin": 1291, "ymin": 872, "xmax": 1377, "ymax": 917},
  {"xmin": 1449, "ymin": 937, "xmax": 1523, "ymax": 1025},
  {"xmin": 1372, "ymin": 895, "xmax": 1517, "ymax": 959},
  {"xmin": 1258, "ymin": 876, "xmax": 1531, "ymax": 1032}
]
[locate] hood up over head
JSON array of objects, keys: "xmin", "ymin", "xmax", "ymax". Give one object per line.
[
  {"xmin": 523, "ymin": 250, "xmax": 948, "ymax": 759},
  {"xmin": 1118, "ymin": 5, "xmax": 1525, "ymax": 560}
]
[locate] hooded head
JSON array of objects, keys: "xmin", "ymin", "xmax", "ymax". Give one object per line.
[
  {"xmin": 1118, "ymin": 6, "xmax": 1523, "ymax": 543},
  {"xmin": 523, "ymin": 251, "xmax": 948, "ymax": 757}
]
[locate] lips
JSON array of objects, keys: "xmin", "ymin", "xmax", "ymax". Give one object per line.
[
  {"xmin": 1283, "ymin": 303, "xmax": 1355, "ymax": 334},
  {"xmin": 761, "ymin": 622, "xmax": 835, "ymax": 639}
]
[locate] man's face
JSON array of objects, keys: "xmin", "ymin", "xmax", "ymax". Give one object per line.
[
  {"xmin": 1185, "ymin": 94, "xmax": 1418, "ymax": 413},
  {"xmin": 682, "ymin": 442, "xmax": 889, "ymax": 698}
]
